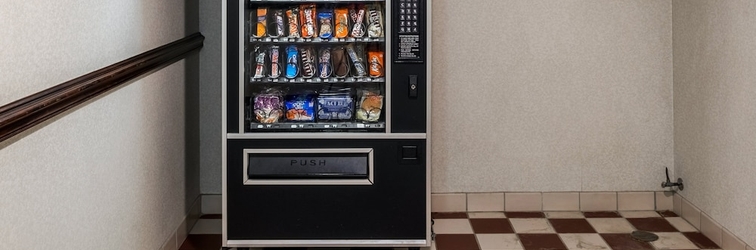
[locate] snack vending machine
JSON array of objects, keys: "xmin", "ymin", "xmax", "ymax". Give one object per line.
[{"xmin": 222, "ymin": 0, "xmax": 431, "ymax": 248}]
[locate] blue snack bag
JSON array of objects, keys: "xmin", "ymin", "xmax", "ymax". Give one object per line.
[
  {"xmin": 285, "ymin": 94, "xmax": 316, "ymax": 122},
  {"xmin": 317, "ymin": 90, "xmax": 354, "ymax": 121}
]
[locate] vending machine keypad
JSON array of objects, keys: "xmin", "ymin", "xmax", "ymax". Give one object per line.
[{"xmin": 398, "ymin": 0, "xmax": 419, "ymax": 34}]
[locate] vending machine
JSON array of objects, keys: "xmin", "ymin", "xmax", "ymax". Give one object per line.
[{"xmin": 222, "ymin": 0, "xmax": 431, "ymax": 248}]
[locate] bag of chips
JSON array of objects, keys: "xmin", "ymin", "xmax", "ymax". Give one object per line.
[
  {"xmin": 253, "ymin": 88, "xmax": 284, "ymax": 124},
  {"xmin": 356, "ymin": 90, "xmax": 383, "ymax": 122},
  {"xmin": 317, "ymin": 89, "xmax": 354, "ymax": 121}
]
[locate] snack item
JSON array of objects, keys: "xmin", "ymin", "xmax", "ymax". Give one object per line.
[
  {"xmin": 356, "ymin": 90, "xmax": 384, "ymax": 122},
  {"xmin": 286, "ymin": 7, "xmax": 301, "ymax": 38},
  {"xmin": 252, "ymin": 45, "xmax": 267, "ymax": 79},
  {"xmin": 349, "ymin": 5, "xmax": 366, "ymax": 38},
  {"xmin": 285, "ymin": 45, "xmax": 299, "ymax": 79},
  {"xmin": 368, "ymin": 50, "xmax": 384, "ymax": 77},
  {"xmin": 253, "ymin": 8, "xmax": 267, "ymax": 38},
  {"xmin": 346, "ymin": 44, "xmax": 367, "ymax": 77},
  {"xmin": 285, "ymin": 94, "xmax": 316, "ymax": 122},
  {"xmin": 317, "ymin": 89, "xmax": 354, "ymax": 121},
  {"xmin": 318, "ymin": 47, "xmax": 332, "ymax": 79},
  {"xmin": 331, "ymin": 46, "xmax": 350, "ymax": 78},
  {"xmin": 253, "ymin": 88, "xmax": 284, "ymax": 124},
  {"xmin": 270, "ymin": 9, "xmax": 285, "ymax": 38},
  {"xmin": 269, "ymin": 45, "xmax": 281, "ymax": 78},
  {"xmin": 299, "ymin": 46, "xmax": 316, "ymax": 78},
  {"xmin": 367, "ymin": 4, "xmax": 384, "ymax": 38},
  {"xmin": 318, "ymin": 11, "xmax": 334, "ymax": 39},
  {"xmin": 334, "ymin": 7, "xmax": 350, "ymax": 38},
  {"xmin": 300, "ymin": 4, "xmax": 317, "ymax": 38}
]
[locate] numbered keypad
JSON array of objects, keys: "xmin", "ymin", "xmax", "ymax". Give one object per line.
[{"xmin": 398, "ymin": 0, "xmax": 419, "ymax": 34}]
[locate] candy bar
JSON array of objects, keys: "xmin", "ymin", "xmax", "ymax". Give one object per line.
[
  {"xmin": 350, "ymin": 5, "xmax": 366, "ymax": 38},
  {"xmin": 346, "ymin": 44, "xmax": 367, "ymax": 77},
  {"xmin": 367, "ymin": 4, "xmax": 384, "ymax": 38},
  {"xmin": 331, "ymin": 46, "xmax": 350, "ymax": 78},
  {"xmin": 270, "ymin": 9, "xmax": 285, "ymax": 38},
  {"xmin": 269, "ymin": 45, "xmax": 281, "ymax": 78},
  {"xmin": 368, "ymin": 50, "xmax": 384, "ymax": 77},
  {"xmin": 300, "ymin": 4, "xmax": 317, "ymax": 38},
  {"xmin": 318, "ymin": 47, "xmax": 332, "ymax": 79},
  {"xmin": 252, "ymin": 45, "xmax": 267, "ymax": 79},
  {"xmin": 286, "ymin": 7, "xmax": 300, "ymax": 38},
  {"xmin": 299, "ymin": 46, "xmax": 316, "ymax": 78},
  {"xmin": 253, "ymin": 8, "xmax": 267, "ymax": 38}
]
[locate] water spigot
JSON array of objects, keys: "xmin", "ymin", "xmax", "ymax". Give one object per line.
[{"xmin": 661, "ymin": 167, "xmax": 683, "ymax": 190}]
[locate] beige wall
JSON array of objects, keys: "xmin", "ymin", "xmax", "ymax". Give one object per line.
[
  {"xmin": 673, "ymin": 0, "xmax": 756, "ymax": 247},
  {"xmin": 432, "ymin": 0, "xmax": 674, "ymax": 192},
  {"xmin": 0, "ymin": 1, "xmax": 197, "ymax": 249}
]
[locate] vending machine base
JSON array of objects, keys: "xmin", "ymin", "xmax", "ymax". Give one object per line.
[{"xmin": 224, "ymin": 139, "xmax": 430, "ymax": 249}]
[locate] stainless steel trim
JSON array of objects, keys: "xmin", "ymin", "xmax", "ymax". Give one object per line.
[
  {"xmin": 385, "ymin": 0, "xmax": 392, "ymax": 133},
  {"xmin": 238, "ymin": 0, "xmax": 245, "ymax": 133},
  {"xmin": 425, "ymin": 0, "xmax": 433, "ymax": 245},
  {"xmin": 226, "ymin": 239, "xmax": 427, "ymax": 248},
  {"xmin": 221, "ymin": 0, "xmax": 229, "ymax": 246},
  {"xmin": 242, "ymin": 148, "xmax": 374, "ymax": 185},
  {"xmin": 227, "ymin": 133, "xmax": 426, "ymax": 139}
]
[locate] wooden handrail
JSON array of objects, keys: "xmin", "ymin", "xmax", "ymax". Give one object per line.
[{"xmin": 0, "ymin": 32, "xmax": 204, "ymax": 143}]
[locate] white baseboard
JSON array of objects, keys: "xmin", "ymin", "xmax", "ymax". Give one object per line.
[
  {"xmin": 674, "ymin": 193, "xmax": 753, "ymax": 250},
  {"xmin": 431, "ymin": 191, "xmax": 672, "ymax": 213}
]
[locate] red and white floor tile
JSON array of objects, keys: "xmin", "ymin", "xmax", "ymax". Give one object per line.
[{"xmin": 179, "ymin": 211, "xmax": 721, "ymax": 250}]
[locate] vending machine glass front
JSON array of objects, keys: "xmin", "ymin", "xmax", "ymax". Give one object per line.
[{"xmin": 243, "ymin": 1, "xmax": 388, "ymax": 133}]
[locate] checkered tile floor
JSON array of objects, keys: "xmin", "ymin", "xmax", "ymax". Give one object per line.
[
  {"xmin": 179, "ymin": 211, "xmax": 722, "ymax": 250},
  {"xmin": 431, "ymin": 211, "xmax": 721, "ymax": 250}
]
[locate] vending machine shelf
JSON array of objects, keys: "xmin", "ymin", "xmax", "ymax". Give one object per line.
[
  {"xmin": 250, "ymin": 37, "xmax": 385, "ymax": 44},
  {"xmin": 250, "ymin": 76, "xmax": 385, "ymax": 83},
  {"xmin": 250, "ymin": 0, "xmax": 384, "ymax": 2},
  {"xmin": 250, "ymin": 121, "xmax": 385, "ymax": 131}
]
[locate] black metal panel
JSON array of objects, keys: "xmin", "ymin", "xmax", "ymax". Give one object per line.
[
  {"xmin": 227, "ymin": 139, "xmax": 427, "ymax": 240},
  {"xmin": 391, "ymin": 0, "xmax": 427, "ymax": 133},
  {"xmin": 227, "ymin": 0, "xmax": 240, "ymax": 133}
]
